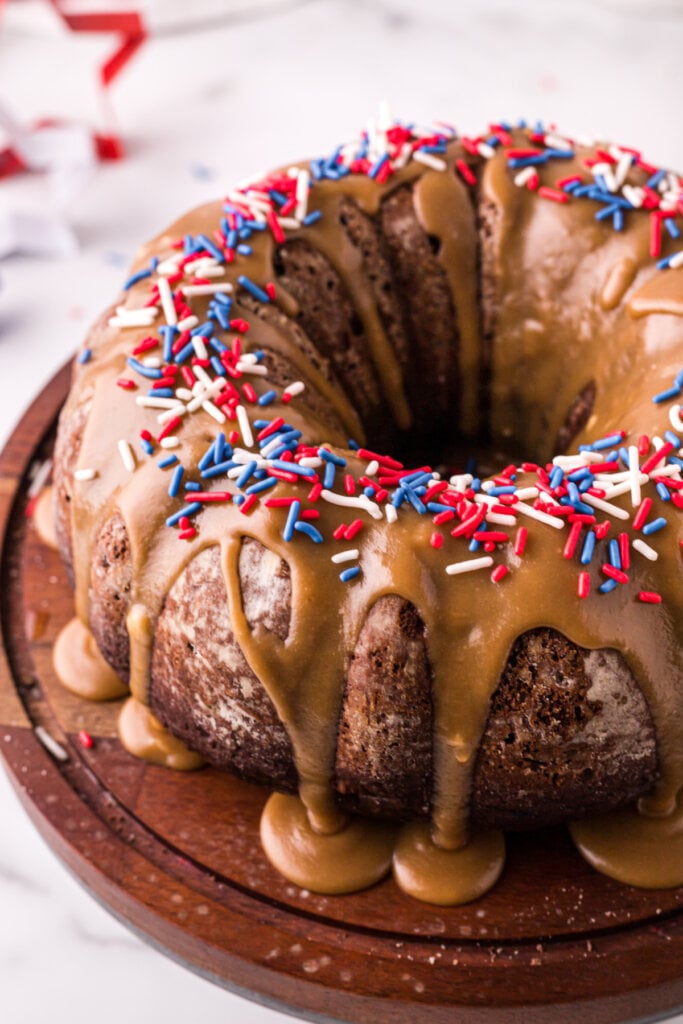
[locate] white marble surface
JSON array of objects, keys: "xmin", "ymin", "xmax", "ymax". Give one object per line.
[{"xmin": 2, "ymin": 0, "xmax": 683, "ymax": 1021}]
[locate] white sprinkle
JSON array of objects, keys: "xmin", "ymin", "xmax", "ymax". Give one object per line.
[
  {"xmin": 283, "ymin": 381, "xmax": 305, "ymax": 398},
  {"xmin": 236, "ymin": 361, "xmax": 268, "ymax": 376},
  {"xmin": 487, "ymin": 512, "xmax": 517, "ymax": 527},
  {"xmin": 385, "ymin": 504, "xmax": 398, "ymax": 523},
  {"xmin": 184, "ymin": 256, "xmax": 219, "ymax": 275},
  {"xmin": 413, "ymin": 150, "xmax": 446, "ymax": 172},
  {"xmin": 321, "ymin": 489, "xmax": 383, "ymax": 520},
  {"xmin": 582, "ymin": 493, "xmax": 630, "ymax": 520},
  {"xmin": 197, "ymin": 265, "xmax": 226, "ymax": 279},
  {"xmin": 449, "ymin": 473, "xmax": 473, "ymax": 491},
  {"xmin": 278, "ymin": 217, "xmax": 301, "ymax": 230},
  {"xmin": 628, "ymin": 446, "xmax": 641, "ymax": 507},
  {"xmin": 633, "ymin": 538, "xmax": 659, "ymax": 561},
  {"xmin": 603, "ymin": 474, "xmax": 648, "ymax": 501},
  {"xmin": 236, "ymin": 405, "xmax": 253, "ymax": 448},
  {"xmin": 176, "ymin": 315, "xmax": 199, "ymax": 331},
  {"xmin": 622, "ymin": 184, "xmax": 644, "ymax": 209},
  {"xmin": 297, "ymin": 456, "xmax": 323, "ymax": 468},
  {"xmin": 157, "ymin": 276, "xmax": 178, "ymax": 326},
  {"xmin": 614, "ymin": 151, "xmax": 634, "ymax": 189},
  {"xmin": 174, "ymin": 387, "xmax": 194, "ymax": 402},
  {"xmin": 514, "ymin": 166, "xmax": 537, "ymax": 188},
  {"xmin": 156, "ymin": 255, "xmax": 183, "ymax": 276},
  {"xmin": 515, "ymin": 501, "xmax": 565, "ymax": 529},
  {"xmin": 670, "ymin": 252, "xmax": 683, "ymax": 270},
  {"xmin": 74, "ymin": 467, "xmax": 97, "ymax": 482},
  {"xmin": 109, "ymin": 311, "xmax": 157, "ymax": 329},
  {"xmin": 157, "ymin": 405, "xmax": 187, "ymax": 424},
  {"xmin": 143, "ymin": 356, "xmax": 162, "ymax": 369},
  {"xmin": 118, "ymin": 440, "xmax": 136, "ymax": 473},
  {"xmin": 365, "ymin": 460, "xmax": 380, "ymax": 477},
  {"xmin": 295, "ymin": 168, "xmax": 310, "ymax": 222},
  {"xmin": 192, "ymin": 336, "xmax": 209, "ymax": 360},
  {"xmin": 187, "ymin": 378, "xmax": 225, "ymax": 412},
  {"xmin": 160, "ymin": 436, "xmax": 180, "ymax": 449},
  {"xmin": 193, "ymin": 363, "xmax": 213, "ymax": 386},
  {"xmin": 202, "ymin": 400, "xmax": 226, "ymax": 424},
  {"xmin": 445, "ymin": 556, "xmax": 494, "ymax": 576},
  {"xmin": 331, "ymin": 549, "xmax": 359, "ymax": 564},
  {"xmin": 135, "ymin": 396, "xmax": 179, "ymax": 410},
  {"xmin": 545, "ymin": 133, "xmax": 573, "ymax": 152},
  {"xmin": 652, "ymin": 463, "xmax": 682, "ymax": 480},
  {"xmin": 183, "ymin": 283, "xmax": 234, "ymax": 297},
  {"xmin": 513, "ymin": 486, "xmax": 540, "ymax": 501},
  {"xmin": 34, "ymin": 726, "xmax": 68, "ymax": 762},
  {"xmin": 477, "ymin": 142, "xmax": 495, "ymax": 160},
  {"xmin": 27, "ymin": 458, "xmax": 53, "ymax": 497}
]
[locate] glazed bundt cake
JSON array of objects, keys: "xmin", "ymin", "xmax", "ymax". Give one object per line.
[{"xmin": 52, "ymin": 113, "xmax": 683, "ymax": 903}]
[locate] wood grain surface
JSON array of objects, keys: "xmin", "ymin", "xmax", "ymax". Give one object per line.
[{"xmin": 1, "ymin": 362, "xmax": 682, "ymax": 1024}]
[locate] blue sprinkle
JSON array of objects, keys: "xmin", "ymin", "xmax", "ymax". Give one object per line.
[
  {"xmin": 168, "ymin": 465, "xmax": 184, "ymax": 498},
  {"xmin": 317, "ymin": 448, "xmax": 347, "ymax": 467},
  {"xmin": 391, "ymin": 489, "xmax": 406, "ymax": 509},
  {"xmin": 368, "ymin": 153, "xmax": 389, "ymax": 179},
  {"xmin": 210, "ymin": 356, "xmax": 224, "ymax": 377},
  {"xmin": 269, "ymin": 460, "xmax": 315, "ymax": 477},
  {"xmin": 123, "ymin": 268, "xmax": 152, "ymax": 290},
  {"xmin": 578, "ymin": 476, "xmax": 593, "ymax": 493},
  {"xmin": 214, "ymin": 432, "xmax": 227, "ymax": 464},
  {"xmin": 283, "ymin": 500, "xmax": 301, "ymax": 542},
  {"xmin": 303, "ymin": 210, "xmax": 322, "ymax": 226},
  {"xmin": 613, "ymin": 208, "xmax": 624, "ymax": 232},
  {"xmin": 653, "ymin": 385, "xmax": 681, "ymax": 404},
  {"xmin": 199, "ymin": 443, "xmax": 217, "ymax": 471},
  {"xmin": 348, "ymin": 438, "xmax": 360, "ymax": 451},
  {"xmin": 656, "ymin": 482, "xmax": 671, "ymax": 502},
  {"xmin": 159, "ymin": 324, "xmax": 177, "ymax": 363},
  {"xmin": 294, "ymin": 521, "xmax": 324, "ymax": 543},
  {"xmin": 174, "ymin": 342, "xmax": 195, "ymax": 364},
  {"xmin": 236, "ymin": 461, "xmax": 257, "ymax": 489},
  {"xmin": 592, "ymin": 432, "xmax": 624, "ymax": 451},
  {"xmin": 257, "ymin": 390, "xmax": 277, "ymax": 407},
  {"xmin": 185, "ymin": 481, "xmax": 200, "ymax": 492},
  {"xmin": 339, "ymin": 565, "xmax": 361, "ymax": 583},
  {"xmin": 567, "ymin": 481, "xmax": 581, "ymax": 505},
  {"xmin": 363, "ymin": 486, "xmax": 375, "ymax": 498},
  {"xmin": 77, "ymin": 348, "xmax": 92, "ymax": 365},
  {"xmin": 468, "ymin": 538, "xmax": 481, "ymax": 552},
  {"xmin": 140, "ymin": 439, "xmax": 154, "ymax": 456},
  {"xmin": 549, "ymin": 466, "xmax": 565, "ymax": 488},
  {"xmin": 664, "ymin": 218, "xmax": 680, "ymax": 239},
  {"xmin": 674, "ymin": 368, "xmax": 683, "ymax": 389},
  {"xmin": 202, "ymin": 459, "xmax": 236, "ymax": 479},
  {"xmin": 427, "ymin": 502, "xmax": 453, "ymax": 514},
  {"xmin": 646, "ymin": 168, "xmax": 666, "ymax": 189},
  {"xmin": 209, "ymin": 337, "xmax": 228, "ymax": 354},
  {"xmin": 197, "ymin": 233, "xmax": 225, "ymax": 263},
  {"xmin": 608, "ymin": 539, "xmax": 621, "ymax": 569},
  {"xmin": 158, "ymin": 455, "xmax": 179, "ymax": 469},
  {"xmin": 324, "ymin": 462, "xmax": 336, "ymax": 489},
  {"xmin": 580, "ymin": 530, "xmax": 596, "ymax": 565},
  {"xmin": 233, "ymin": 494, "xmax": 244, "ymax": 506},
  {"xmin": 191, "ymin": 320, "xmax": 215, "ymax": 338},
  {"xmin": 402, "ymin": 488, "xmax": 427, "ymax": 514},
  {"xmin": 127, "ymin": 357, "xmax": 162, "ymax": 380},
  {"xmin": 238, "ymin": 275, "xmax": 270, "ymax": 303},
  {"xmin": 657, "ymin": 255, "xmax": 673, "ymax": 271},
  {"xmin": 245, "ymin": 477, "xmax": 277, "ymax": 496},
  {"xmin": 599, "ymin": 578, "xmax": 619, "ymax": 594},
  {"xmin": 149, "ymin": 388, "xmax": 174, "ymax": 399},
  {"xmin": 560, "ymin": 496, "xmax": 593, "ymax": 515},
  {"xmin": 665, "ymin": 430, "xmax": 681, "ymax": 447},
  {"xmin": 237, "ymin": 244, "xmax": 253, "ymax": 256},
  {"xmin": 642, "ymin": 517, "xmax": 668, "ymax": 535},
  {"xmin": 166, "ymin": 502, "xmax": 202, "ymax": 527}
]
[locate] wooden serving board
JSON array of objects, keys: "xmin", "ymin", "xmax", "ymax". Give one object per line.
[{"xmin": 1, "ymin": 362, "xmax": 683, "ymax": 1024}]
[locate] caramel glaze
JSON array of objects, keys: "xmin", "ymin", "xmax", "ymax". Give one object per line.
[
  {"xmin": 53, "ymin": 616, "xmax": 128, "ymax": 701},
  {"xmin": 56, "ymin": 128, "xmax": 683, "ymax": 903}
]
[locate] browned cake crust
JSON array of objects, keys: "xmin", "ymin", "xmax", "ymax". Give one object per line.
[{"xmin": 54, "ymin": 150, "xmax": 664, "ymax": 835}]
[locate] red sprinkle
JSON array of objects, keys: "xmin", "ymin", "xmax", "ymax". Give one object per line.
[
  {"xmin": 619, "ymin": 532, "xmax": 630, "ymax": 570},
  {"xmin": 563, "ymin": 520, "xmax": 583, "ymax": 560},
  {"xmin": 430, "ymin": 532, "xmax": 443, "ymax": 549},
  {"xmin": 633, "ymin": 497, "xmax": 653, "ymax": 531},
  {"xmin": 455, "ymin": 158, "xmax": 476, "ymax": 186},
  {"xmin": 491, "ymin": 565, "xmax": 509, "ymax": 583},
  {"xmin": 578, "ymin": 572, "xmax": 591, "ymax": 599},
  {"xmin": 117, "ymin": 378, "xmax": 136, "ymax": 390},
  {"xmin": 602, "ymin": 563, "xmax": 629, "ymax": 584},
  {"xmin": 594, "ymin": 521, "xmax": 611, "ymax": 540},
  {"xmin": 514, "ymin": 526, "xmax": 528, "ymax": 556},
  {"xmin": 239, "ymin": 494, "xmax": 258, "ymax": 515},
  {"xmin": 538, "ymin": 185, "xmax": 569, "ymax": 203},
  {"xmin": 639, "ymin": 591, "xmax": 662, "ymax": 604},
  {"xmin": 78, "ymin": 730, "xmax": 94, "ymax": 750},
  {"xmin": 344, "ymin": 519, "xmax": 364, "ymax": 540},
  {"xmin": 640, "ymin": 442, "xmax": 674, "ymax": 475}
]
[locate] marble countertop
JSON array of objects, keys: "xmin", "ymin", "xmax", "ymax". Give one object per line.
[{"xmin": 2, "ymin": 1, "xmax": 683, "ymax": 1021}]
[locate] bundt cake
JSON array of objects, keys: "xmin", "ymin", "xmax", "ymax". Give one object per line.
[{"xmin": 51, "ymin": 112, "xmax": 683, "ymax": 904}]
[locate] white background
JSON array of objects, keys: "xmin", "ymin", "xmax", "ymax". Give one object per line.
[{"xmin": 1, "ymin": 0, "xmax": 683, "ymax": 1021}]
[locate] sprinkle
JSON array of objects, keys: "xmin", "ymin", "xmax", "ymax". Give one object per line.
[
  {"xmin": 582, "ymin": 493, "xmax": 629, "ymax": 520},
  {"xmin": 117, "ymin": 440, "xmax": 136, "ymax": 473},
  {"xmin": 34, "ymin": 726, "xmax": 68, "ymax": 762},
  {"xmin": 642, "ymin": 516, "xmax": 667, "ymax": 535},
  {"xmin": 331, "ymin": 549, "xmax": 359, "ymax": 564},
  {"xmin": 538, "ymin": 186, "xmax": 569, "ymax": 203},
  {"xmin": 578, "ymin": 572, "xmax": 591, "ymax": 599},
  {"xmin": 236, "ymin": 404, "xmax": 254, "ymax": 447},
  {"xmin": 491, "ymin": 565, "xmax": 509, "ymax": 583},
  {"xmin": 238, "ymin": 275, "xmax": 270, "ymax": 303},
  {"xmin": 74, "ymin": 468, "xmax": 97, "ymax": 482},
  {"xmin": 166, "ymin": 502, "xmax": 202, "ymax": 527},
  {"xmin": 168, "ymin": 465, "xmax": 184, "ymax": 498},
  {"xmin": 638, "ymin": 591, "xmax": 662, "ymax": 604},
  {"xmin": 633, "ymin": 538, "xmax": 658, "ymax": 561},
  {"xmin": 157, "ymin": 276, "xmax": 178, "ymax": 326},
  {"xmin": 78, "ymin": 730, "xmax": 94, "ymax": 750},
  {"xmin": 602, "ymin": 563, "xmax": 629, "ymax": 584},
  {"xmin": 514, "ymin": 501, "xmax": 565, "ymax": 529},
  {"xmin": 283, "ymin": 500, "xmax": 300, "ymax": 541},
  {"xmin": 340, "ymin": 565, "xmax": 361, "ymax": 583},
  {"xmin": 513, "ymin": 526, "xmax": 528, "ymax": 556},
  {"xmin": 294, "ymin": 520, "xmax": 323, "ymax": 543},
  {"xmin": 445, "ymin": 556, "xmax": 495, "ymax": 576}
]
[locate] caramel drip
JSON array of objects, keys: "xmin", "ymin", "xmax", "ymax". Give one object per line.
[
  {"xmin": 53, "ymin": 617, "xmax": 129, "ymax": 701},
  {"xmin": 60, "ymin": 129, "xmax": 683, "ymax": 903},
  {"xmin": 118, "ymin": 696, "xmax": 204, "ymax": 770},
  {"xmin": 393, "ymin": 821, "xmax": 505, "ymax": 906},
  {"xmin": 32, "ymin": 486, "xmax": 59, "ymax": 550}
]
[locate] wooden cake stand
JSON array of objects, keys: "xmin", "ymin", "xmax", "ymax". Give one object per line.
[{"xmin": 1, "ymin": 363, "xmax": 683, "ymax": 1024}]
